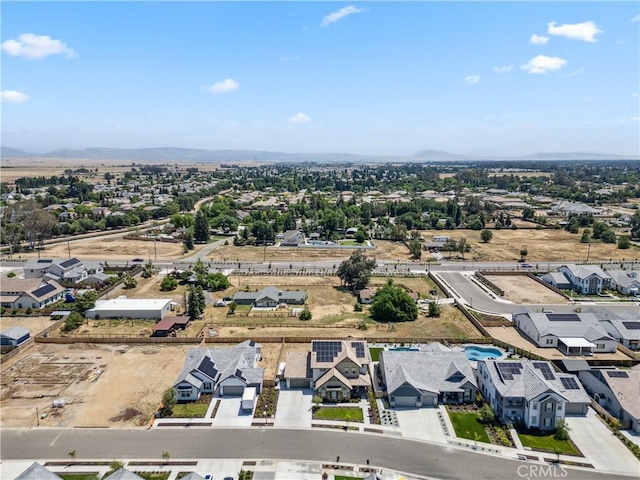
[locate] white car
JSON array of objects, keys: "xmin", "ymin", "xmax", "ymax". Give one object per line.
[{"xmin": 204, "ymin": 474, "xmax": 214, "ymax": 480}]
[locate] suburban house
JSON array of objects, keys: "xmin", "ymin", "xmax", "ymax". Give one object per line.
[
  {"xmin": 0, "ymin": 278, "xmax": 65, "ymax": 309},
  {"xmin": 587, "ymin": 308, "xmax": 640, "ymax": 351},
  {"xmin": 281, "ymin": 230, "xmax": 305, "ymax": 246},
  {"xmin": 23, "ymin": 257, "xmax": 107, "ymax": 285},
  {"xmin": 0, "ymin": 326, "xmax": 30, "ymax": 348},
  {"xmin": 15, "ymin": 462, "xmax": 63, "ymax": 480},
  {"xmin": 85, "ymin": 297, "xmax": 175, "ymax": 320},
  {"xmin": 103, "ymin": 469, "xmax": 146, "ymax": 480},
  {"xmin": 540, "ymin": 272, "xmax": 572, "ymax": 291},
  {"xmin": 578, "ymin": 365, "xmax": 640, "ymax": 433},
  {"xmin": 513, "ymin": 308, "xmax": 618, "ymax": 355},
  {"xmin": 173, "ymin": 340, "xmax": 263, "ymax": 401},
  {"xmin": 477, "ymin": 359, "xmax": 590, "ymax": 430},
  {"xmin": 379, "ymin": 349, "xmax": 478, "ymax": 407},
  {"xmin": 558, "ymin": 264, "xmax": 610, "ymax": 295},
  {"xmin": 233, "ymin": 286, "xmax": 306, "ymax": 307},
  {"xmin": 605, "ymin": 270, "xmax": 640, "ymax": 296}
]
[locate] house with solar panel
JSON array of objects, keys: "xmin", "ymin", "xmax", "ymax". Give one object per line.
[
  {"xmin": 23, "ymin": 257, "xmax": 107, "ymax": 285},
  {"xmin": 0, "ymin": 277, "xmax": 65, "ymax": 310},
  {"xmin": 307, "ymin": 340, "xmax": 371, "ymax": 402},
  {"xmin": 173, "ymin": 340, "xmax": 263, "ymax": 401},
  {"xmin": 586, "ymin": 308, "xmax": 640, "ymax": 351},
  {"xmin": 604, "ymin": 269, "xmax": 640, "ymax": 296},
  {"xmin": 513, "ymin": 308, "xmax": 617, "ymax": 356},
  {"xmin": 578, "ymin": 365, "xmax": 640, "ymax": 433},
  {"xmin": 476, "ymin": 359, "xmax": 590, "ymax": 430}
]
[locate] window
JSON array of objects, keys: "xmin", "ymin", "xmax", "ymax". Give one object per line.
[
  {"xmin": 352, "ymin": 367, "xmax": 357, "ymax": 375},
  {"xmin": 596, "ymin": 343, "xmax": 605, "ymax": 349},
  {"xmin": 557, "ymin": 403, "xmax": 562, "ymax": 410},
  {"xmin": 543, "ymin": 418, "xmax": 552, "ymax": 427},
  {"xmin": 545, "ymin": 338, "xmax": 554, "ymax": 345},
  {"xmin": 531, "ymin": 416, "xmax": 537, "ymax": 424},
  {"xmin": 179, "ymin": 391, "xmax": 190, "ymax": 398},
  {"xmin": 545, "ymin": 402, "xmax": 553, "ymax": 412},
  {"xmin": 203, "ymin": 382, "xmax": 212, "ymax": 390},
  {"xmin": 533, "ymin": 402, "xmax": 538, "ymax": 410}
]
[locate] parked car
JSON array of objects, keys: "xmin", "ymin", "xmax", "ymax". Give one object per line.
[
  {"xmin": 131, "ymin": 258, "xmax": 144, "ymax": 263},
  {"xmin": 204, "ymin": 474, "xmax": 214, "ymax": 480}
]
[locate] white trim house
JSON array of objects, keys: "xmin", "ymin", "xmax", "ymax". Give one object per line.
[{"xmin": 558, "ymin": 264, "xmax": 610, "ymax": 295}]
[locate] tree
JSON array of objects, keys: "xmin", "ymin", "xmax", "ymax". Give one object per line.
[
  {"xmin": 183, "ymin": 229, "xmax": 194, "ymax": 250},
  {"xmin": 62, "ymin": 312, "xmax": 85, "ymax": 332},
  {"xmin": 580, "ymin": 229, "xmax": 591, "ymax": 243},
  {"xmin": 75, "ymin": 291, "xmax": 98, "ymax": 315},
  {"xmin": 478, "ymin": 404, "xmax": 495, "ymax": 424},
  {"xmin": 458, "ymin": 237, "xmax": 470, "ymax": 259},
  {"xmin": 193, "ymin": 209, "xmax": 210, "ymax": 242},
  {"xmin": 299, "ymin": 307, "xmax": 312, "ymax": 321},
  {"xmin": 187, "ymin": 286, "xmax": 205, "ymax": 320},
  {"xmin": 428, "ymin": 301, "xmax": 440, "ymax": 317},
  {"xmin": 601, "ymin": 229, "xmax": 617, "ymax": 243},
  {"xmin": 480, "ymin": 229, "xmax": 493, "ymax": 243},
  {"xmin": 355, "ymin": 229, "xmax": 366, "ymax": 244},
  {"xmin": 336, "ymin": 249, "xmax": 377, "ymax": 292},
  {"xmin": 631, "ymin": 210, "xmax": 640, "ymax": 240},
  {"xmin": 227, "ymin": 301, "xmax": 237, "ymax": 315},
  {"xmin": 370, "ymin": 279, "xmax": 418, "ymax": 323},
  {"xmin": 522, "ymin": 207, "xmax": 535, "ymax": 221},
  {"xmin": 251, "ymin": 220, "xmax": 275, "ymax": 244},
  {"xmin": 554, "ymin": 418, "xmax": 571, "ymax": 441},
  {"xmin": 519, "ymin": 248, "xmax": 528, "ymax": 261},
  {"xmin": 160, "ymin": 276, "xmax": 178, "ymax": 291},
  {"xmin": 408, "ymin": 239, "xmax": 422, "ymax": 259},
  {"xmin": 123, "ymin": 274, "xmax": 137, "ymax": 289},
  {"xmin": 160, "ymin": 388, "xmax": 177, "ymax": 417},
  {"xmin": 617, "ymin": 235, "xmax": 631, "ymax": 249}
]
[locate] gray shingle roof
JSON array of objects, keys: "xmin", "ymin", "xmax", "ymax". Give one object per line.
[
  {"xmin": 103, "ymin": 469, "xmax": 145, "ymax": 480},
  {"xmin": 514, "ymin": 308, "xmax": 613, "ymax": 341},
  {"xmin": 1, "ymin": 325, "xmax": 30, "ymax": 340},
  {"xmin": 15, "ymin": 462, "xmax": 62, "ymax": 480},
  {"xmin": 587, "ymin": 308, "xmax": 640, "ymax": 341},
  {"xmin": 233, "ymin": 286, "xmax": 306, "ymax": 303},
  {"xmin": 560, "ymin": 264, "xmax": 609, "ymax": 281},
  {"xmin": 381, "ymin": 351, "xmax": 476, "ymax": 396}
]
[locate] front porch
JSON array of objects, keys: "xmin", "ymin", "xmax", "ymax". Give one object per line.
[{"xmin": 558, "ymin": 337, "xmax": 595, "ymax": 356}]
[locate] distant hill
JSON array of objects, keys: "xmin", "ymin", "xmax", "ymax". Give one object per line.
[
  {"xmin": 1, "ymin": 146, "xmax": 637, "ymax": 162},
  {"xmin": 1, "ymin": 147, "xmax": 33, "ymax": 158}
]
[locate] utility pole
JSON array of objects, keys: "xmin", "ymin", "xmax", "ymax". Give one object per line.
[
  {"xmin": 67, "ymin": 240, "xmax": 71, "ymax": 258},
  {"xmin": 586, "ymin": 240, "xmax": 591, "ymax": 262}
]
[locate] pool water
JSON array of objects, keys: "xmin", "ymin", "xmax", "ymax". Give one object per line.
[
  {"xmin": 389, "ymin": 347, "xmax": 420, "ymax": 351},
  {"xmin": 464, "ymin": 346, "xmax": 503, "ymax": 360}
]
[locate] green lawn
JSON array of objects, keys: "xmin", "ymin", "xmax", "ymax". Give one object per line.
[
  {"xmin": 369, "ymin": 347, "xmax": 384, "ymax": 362},
  {"xmin": 338, "ymin": 239, "xmax": 364, "ymax": 246},
  {"xmin": 448, "ymin": 412, "xmax": 490, "ymax": 443},
  {"xmin": 170, "ymin": 402, "xmax": 209, "ymax": 418},
  {"xmin": 134, "ymin": 473, "xmax": 170, "ymax": 480},
  {"xmin": 313, "ymin": 407, "xmax": 364, "ymax": 422},
  {"xmin": 58, "ymin": 475, "xmax": 100, "ymax": 480},
  {"xmin": 518, "ymin": 432, "xmax": 580, "ymax": 456},
  {"xmin": 334, "ymin": 476, "xmax": 362, "ymax": 480}
]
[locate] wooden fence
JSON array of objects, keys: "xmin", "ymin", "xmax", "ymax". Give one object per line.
[{"xmin": 473, "ymin": 272, "xmax": 505, "ymax": 296}]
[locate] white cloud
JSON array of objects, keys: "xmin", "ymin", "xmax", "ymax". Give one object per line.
[
  {"xmin": 632, "ymin": 14, "xmax": 640, "ymax": 22},
  {"xmin": 206, "ymin": 78, "xmax": 239, "ymax": 94},
  {"xmin": 632, "ymin": 93, "xmax": 639, "ymax": 97},
  {"xmin": 289, "ymin": 112, "xmax": 311, "ymax": 123},
  {"xmin": 322, "ymin": 6, "xmax": 364, "ymax": 27},
  {"xmin": 464, "ymin": 75, "xmax": 480, "ymax": 84},
  {"xmin": 1, "ymin": 33, "xmax": 75, "ymax": 59},
  {"xmin": 530, "ymin": 34, "xmax": 549, "ymax": 45},
  {"xmin": 620, "ymin": 117, "xmax": 639, "ymax": 123},
  {"xmin": 1, "ymin": 90, "xmax": 29, "ymax": 103},
  {"xmin": 547, "ymin": 21, "xmax": 603, "ymax": 43},
  {"xmin": 521, "ymin": 55, "xmax": 567, "ymax": 74},
  {"xmin": 493, "ymin": 65, "xmax": 513, "ymax": 73}
]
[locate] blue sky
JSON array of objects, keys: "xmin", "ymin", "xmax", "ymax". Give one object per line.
[{"xmin": 2, "ymin": 1, "xmax": 639, "ymax": 156}]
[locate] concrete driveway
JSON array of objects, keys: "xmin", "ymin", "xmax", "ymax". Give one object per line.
[
  {"xmin": 211, "ymin": 397, "xmax": 254, "ymax": 427},
  {"xmin": 395, "ymin": 407, "xmax": 448, "ymax": 444},
  {"xmin": 565, "ymin": 409, "xmax": 640, "ymax": 475},
  {"xmin": 274, "ymin": 389, "xmax": 313, "ymax": 428}
]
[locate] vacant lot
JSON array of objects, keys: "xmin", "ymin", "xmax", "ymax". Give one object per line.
[
  {"xmin": 209, "ymin": 240, "xmax": 412, "ymax": 262},
  {"xmin": 484, "ymin": 275, "xmax": 567, "ymax": 304},
  {"xmin": 439, "ymin": 229, "xmax": 637, "ymax": 262},
  {"xmin": 0, "ymin": 343, "xmax": 192, "ymax": 428},
  {"xmin": 0, "ymin": 316, "xmax": 55, "ymax": 337}
]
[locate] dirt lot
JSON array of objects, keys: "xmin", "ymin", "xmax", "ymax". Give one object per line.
[
  {"xmin": 437, "ymin": 228, "xmax": 639, "ymax": 262},
  {"xmin": 209, "ymin": 240, "xmax": 413, "ymax": 263},
  {"xmin": 0, "ymin": 316, "xmax": 55, "ymax": 337},
  {"xmin": 484, "ymin": 275, "xmax": 567, "ymax": 304},
  {"xmin": 0, "ymin": 343, "xmax": 192, "ymax": 428}
]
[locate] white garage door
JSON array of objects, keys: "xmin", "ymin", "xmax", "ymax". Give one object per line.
[
  {"xmin": 423, "ymin": 395, "xmax": 437, "ymax": 407},
  {"xmin": 394, "ymin": 396, "xmax": 418, "ymax": 408},
  {"xmin": 222, "ymin": 385, "xmax": 244, "ymax": 396}
]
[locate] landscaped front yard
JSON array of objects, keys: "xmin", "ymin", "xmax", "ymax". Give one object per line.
[
  {"xmin": 170, "ymin": 402, "xmax": 209, "ymax": 418},
  {"xmin": 369, "ymin": 347, "xmax": 384, "ymax": 362},
  {"xmin": 448, "ymin": 411, "xmax": 490, "ymax": 443},
  {"xmin": 517, "ymin": 431, "xmax": 581, "ymax": 456},
  {"xmin": 58, "ymin": 474, "xmax": 100, "ymax": 480},
  {"xmin": 313, "ymin": 406, "xmax": 364, "ymax": 422}
]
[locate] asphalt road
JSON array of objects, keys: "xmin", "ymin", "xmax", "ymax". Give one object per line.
[{"xmin": 1, "ymin": 428, "xmax": 634, "ymax": 480}]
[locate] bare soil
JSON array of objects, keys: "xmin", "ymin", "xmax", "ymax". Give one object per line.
[
  {"xmin": 0, "ymin": 316, "xmax": 55, "ymax": 337},
  {"xmin": 484, "ymin": 275, "xmax": 567, "ymax": 304}
]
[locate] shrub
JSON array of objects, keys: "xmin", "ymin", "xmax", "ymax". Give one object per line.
[
  {"xmin": 478, "ymin": 404, "xmax": 496, "ymax": 424},
  {"xmin": 6, "ymin": 271, "xmax": 16, "ymax": 278},
  {"xmin": 160, "ymin": 276, "xmax": 178, "ymax": 291},
  {"xmin": 299, "ymin": 308, "xmax": 312, "ymax": 321},
  {"xmin": 354, "ymin": 302, "xmax": 363, "ymax": 312},
  {"xmin": 25, "ymin": 307, "xmax": 33, "ymax": 314}
]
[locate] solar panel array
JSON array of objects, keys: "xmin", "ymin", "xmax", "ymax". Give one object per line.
[
  {"xmin": 622, "ymin": 321, "xmax": 640, "ymax": 330},
  {"xmin": 606, "ymin": 371, "xmax": 629, "ymax": 378},
  {"xmin": 496, "ymin": 362, "xmax": 523, "ymax": 381},
  {"xmin": 533, "ymin": 362, "xmax": 556, "ymax": 380},
  {"xmin": 560, "ymin": 377, "xmax": 579, "ymax": 389},
  {"xmin": 547, "ymin": 313, "xmax": 581, "ymax": 322},
  {"xmin": 37, "ymin": 259, "xmax": 53, "ymax": 264},
  {"xmin": 350, "ymin": 341, "xmax": 365, "ymax": 358},
  {"xmin": 31, "ymin": 283, "xmax": 57, "ymax": 298},
  {"xmin": 235, "ymin": 368, "xmax": 246, "ymax": 381},
  {"xmin": 198, "ymin": 356, "xmax": 218, "ymax": 380},
  {"xmin": 313, "ymin": 341, "xmax": 343, "ymax": 362},
  {"xmin": 60, "ymin": 258, "xmax": 81, "ymax": 268}
]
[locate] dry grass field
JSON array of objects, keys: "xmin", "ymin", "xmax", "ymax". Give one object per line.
[
  {"xmin": 0, "ymin": 316, "xmax": 54, "ymax": 337},
  {"xmin": 484, "ymin": 275, "xmax": 567, "ymax": 304},
  {"xmin": 438, "ymin": 228, "xmax": 639, "ymax": 262}
]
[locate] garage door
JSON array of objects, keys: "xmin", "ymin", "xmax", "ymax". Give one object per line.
[
  {"xmin": 423, "ymin": 395, "xmax": 437, "ymax": 407},
  {"xmin": 222, "ymin": 385, "xmax": 244, "ymax": 396},
  {"xmin": 289, "ymin": 378, "xmax": 310, "ymax": 389},
  {"xmin": 565, "ymin": 403, "xmax": 587, "ymax": 415},
  {"xmin": 394, "ymin": 396, "xmax": 418, "ymax": 408}
]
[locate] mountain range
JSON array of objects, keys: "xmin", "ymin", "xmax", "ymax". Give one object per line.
[{"xmin": 1, "ymin": 146, "xmax": 637, "ymax": 163}]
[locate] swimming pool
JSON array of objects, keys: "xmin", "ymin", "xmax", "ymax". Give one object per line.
[
  {"xmin": 388, "ymin": 347, "xmax": 420, "ymax": 352},
  {"xmin": 464, "ymin": 345, "xmax": 503, "ymax": 360}
]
